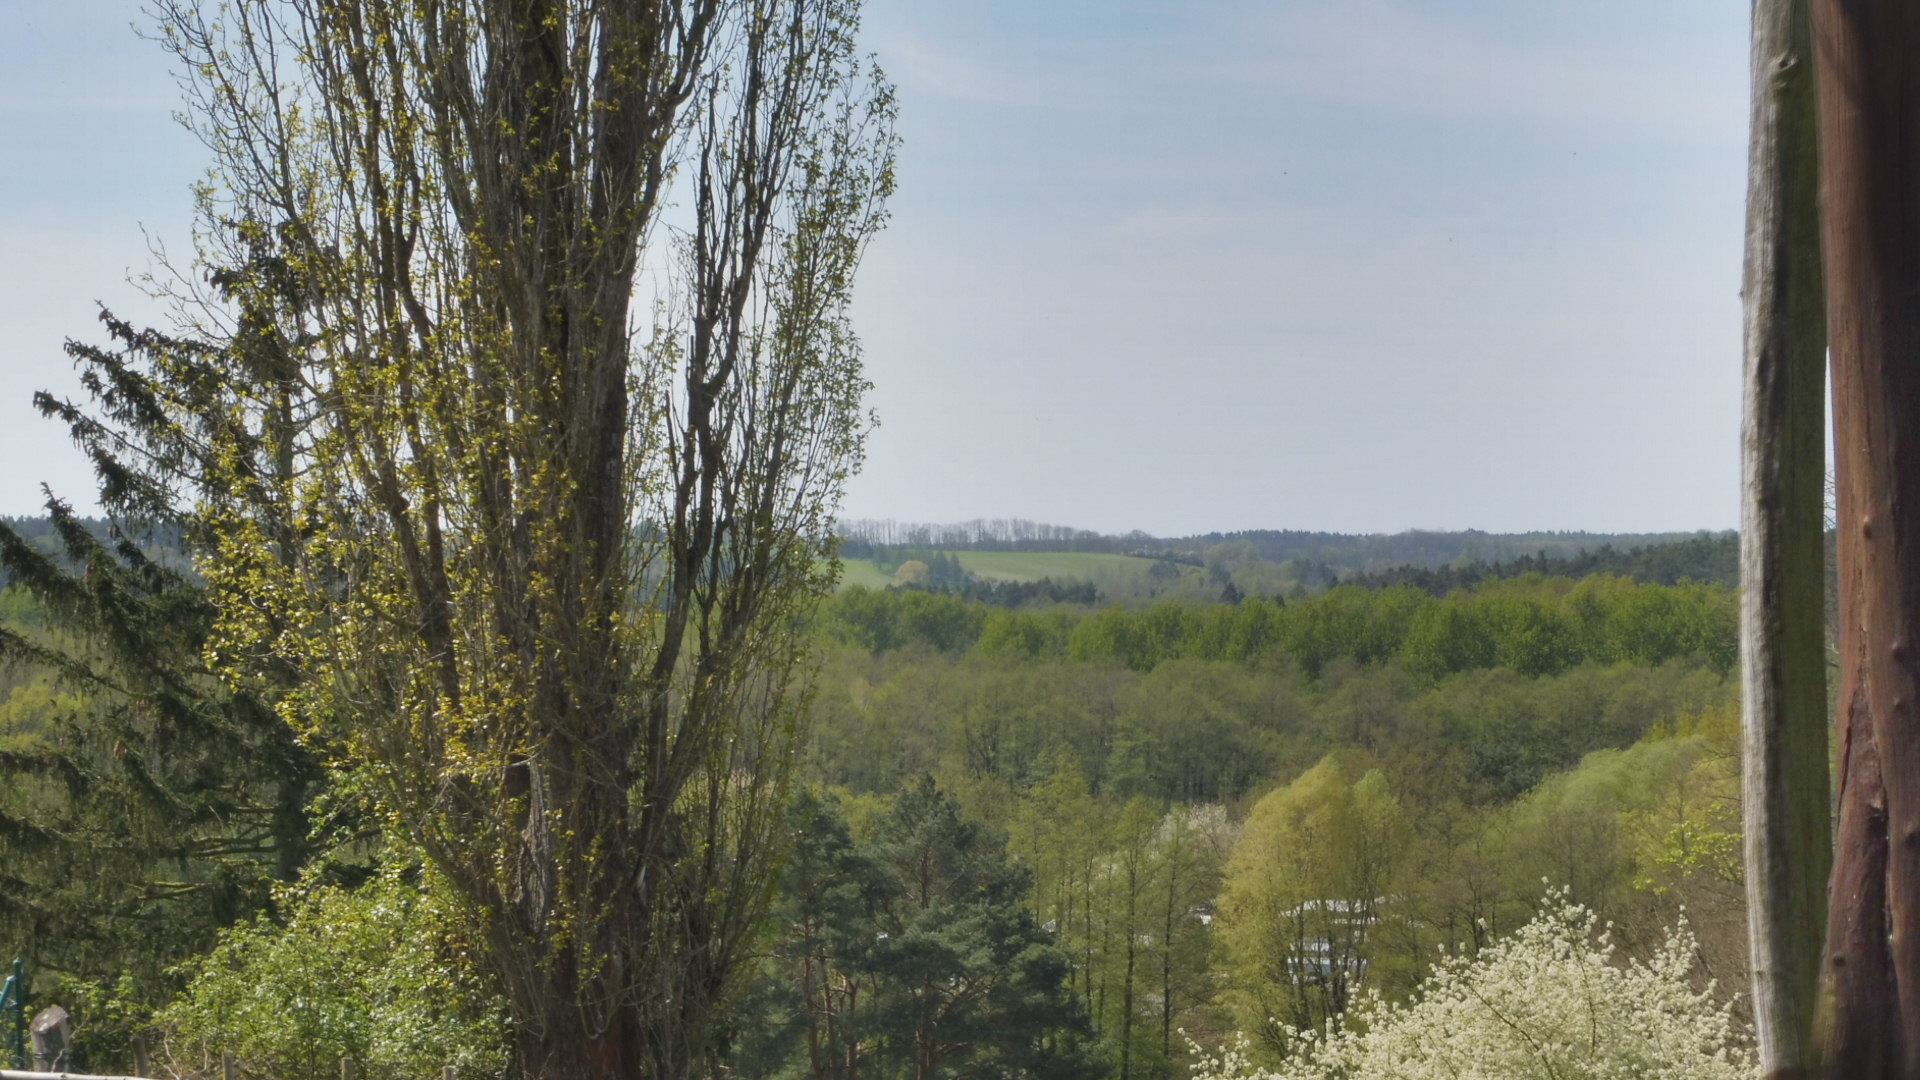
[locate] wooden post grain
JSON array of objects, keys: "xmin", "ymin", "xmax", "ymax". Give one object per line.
[
  {"xmin": 1740, "ymin": 0, "xmax": 1830, "ymax": 1077},
  {"xmin": 1809, "ymin": 0, "xmax": 1920, "ymax": 1074}
]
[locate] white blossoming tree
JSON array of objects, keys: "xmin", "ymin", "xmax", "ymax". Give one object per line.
[{"xmin": 1191, "ymin": 891, "xmax": 1754, "ymax": 1080}]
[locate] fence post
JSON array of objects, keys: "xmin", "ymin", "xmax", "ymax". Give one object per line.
[
  {"xmin": 132, "ymin": 1033, "xmax": 150, "ymax": 1079},
  {"xmin": 222, "ymin": 1050, "xmax": 236, "ymax": 1080},
  {"xmin": 341, "ymin": 1056, "xmax": 356, "ymax": 1080},
  {"xmin": 443, "ymin": 1066, "xmax": 456, "ymax": 1080},
  {"xmin": 2, "ymin": 958, "xmax": 25, "ymax": 1070}
]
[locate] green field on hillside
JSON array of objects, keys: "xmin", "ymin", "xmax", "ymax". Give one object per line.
[
  {"xmin": 836, "ymin": 550, "xmax": 1154, "ymax": 588},
  {"xmin": 835, "ymin": 558, "xmax": 897, "ymax": 589},
  {"xmin": 834, "ymin": 550, "xmax": 1212, "ymax": 598},
  {"xmin": 952, "ymin": 551, "xmax": 1149, "ymax": 582}
]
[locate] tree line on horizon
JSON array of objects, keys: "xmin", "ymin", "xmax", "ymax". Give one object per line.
[{"xmin": 838, "ymin": 518, "xmax": 1732, "ymax": 572}]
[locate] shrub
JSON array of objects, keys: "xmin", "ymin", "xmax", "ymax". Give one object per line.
[
  {"xmin": 1190, "ymin": 889, "xmax": 1752, "ymax": 1080},
  {"xmin": 158, "ymin": 857, "xmax": 510, "ymax": 1080}
]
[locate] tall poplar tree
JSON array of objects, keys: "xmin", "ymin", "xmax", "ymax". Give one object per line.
[{"xmin": 119, "ymin": 2, "xmax": 897, "ymax": 1078}]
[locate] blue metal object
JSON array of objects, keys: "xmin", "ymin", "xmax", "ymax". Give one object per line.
[{"xmin": 0, "ymin": 958, "xmax": 24, "ymax": 1069}]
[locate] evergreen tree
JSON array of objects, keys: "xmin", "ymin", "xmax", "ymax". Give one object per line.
[
  {"xmin": 732, "ymin": 791, "xmax": 878, "ymax": 1080},
  {"xmin": 868, "ymin": 778, "xmax": 1096, "ymax": 1080},
  {"xmin": 0, "ymin": 305, "xmax": 322, "ymax": 1061},
  {"xmin": 739, "ymin": 781, "xmax": 1095, "ymax": 1080}
]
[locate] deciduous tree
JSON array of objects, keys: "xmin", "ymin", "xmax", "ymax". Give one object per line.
[
  {"xmin": 1216, "ymin": 756, "xmax": 1408, "ymax": 1052},
  {"xmin": 133, "ymin": 2, "xmax": 897, "ymax": 1077}
]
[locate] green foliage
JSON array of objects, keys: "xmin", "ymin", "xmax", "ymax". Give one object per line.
[
  {"xmin": 817, "ymin": 575, "xmax": 1736, "ymax": 681},
  {"xmin": 1107, "ymin": 661, "xmax": 1302, "ymax": 803},
  {"xmin": 1346, "ymin": 530, "xmax": 1741, "ymax": 592},
  {"xmin": 1005, "ymin": 778, "xmax": 1232, "ymax": 1080},
  {"xmin": 838, "ymin": 526, "xmax": 1743, "ymax": 607},
  {"xmin": 122, "ymin": 0, "xmax": 903, "ymax": 1073},
  {"xmin": 824, "ymin": 586, "xmax": 987, "ymax": 654},
  {"xmin": 160, "ymin": 853, "xmax": 509, "ymax": 1080},
  {"xmin": 898, "ymin": 590, "xmax": 990, "ymax": 652},
  {"xmin": 807, "ymin": 633, "xmax": 1731, "ymax": 808},
  {"xmin": 731, "ymin": 790, "xmax": 873, "ymax": 1080},
  {"xmin": 0, "ymin": 670, "xmax": 86, "ymax": 746},
  {"xmin": 737, "ymin": 782, "xmax": 1094, "ymax": 1080},
  {"xmin": 823, "ymin": 586, "xmax": 909, "ymax": 652},
  {"xmin": 1216, "ymin": 756, "xmax": 1411, "ymax": 1049},
  {"xmin": 2, "ymin": 536, "xmax": 1753, "ymax": 1080},
  {"xmin": 1502, "ymin": 740, "xmax": 1706, "ymax": 910},
  {"xmin": 871, "ymin": 548, "xmax": 969, "ymax": 588},
  {"xmin": 1175, "ymin": 528, "xmax": 1722, "ymax": 575},
  {"xmin": 0, "ymin": 586, "xmax": 47, "ymax": 630},
  {"xmin": 956, "ymin": 670, "xmax": 1746, "ymax": 1073},
  {"xmin": 1415, "ymin": 659, "xmax": 1730, "ymax": 800},
  {"xmin": 976, "ymin": 609, "xmax": 1074, "ymax": 660},
  {"xmin": 0, "ymin": 493, "xmax": 319, "ymax": 1058},
  {"xmin": 1280, "ymin": 586, "xmax": 1424, "ymax": 675},
  {"xmin": 1195, "ymin": 891, "xmax": 1752, "ymax": 1080},
  {"xmin": 864, "ymin": 777, "xmax": 1096, "ymax": 1080}
]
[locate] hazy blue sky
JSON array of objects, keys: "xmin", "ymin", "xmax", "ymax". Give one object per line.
[{"xmin": 0, "ymin": 0, "xmax": 1750, "ymax": 535}]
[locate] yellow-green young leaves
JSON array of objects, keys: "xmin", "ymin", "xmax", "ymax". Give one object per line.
[{"xmin": 153, "ymin": 0, "xmax": 897, "ymax": 1075}]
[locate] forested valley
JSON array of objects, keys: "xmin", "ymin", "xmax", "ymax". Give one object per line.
[
  {"xmin": 0, "ymin": 519, "xmax": 1755, "ymax": 1080},
  {"xmin": 0, "ymin": 0, "xmax": 1843, "ymax": 1076}
]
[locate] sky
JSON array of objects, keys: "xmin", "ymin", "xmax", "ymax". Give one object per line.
[{"xmin": 0, "ymin": 0, "xmax": 1752, "ymax": 536}]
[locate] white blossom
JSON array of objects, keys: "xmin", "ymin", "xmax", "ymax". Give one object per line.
[{"xmin": 1190, "ymin": 889, "xmax": 1754, "ymax": 1080}]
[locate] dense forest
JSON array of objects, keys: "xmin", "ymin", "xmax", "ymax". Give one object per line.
[{"xmin": 0, "ymin": 520, "xmax": 1752, "ymax": 1079}]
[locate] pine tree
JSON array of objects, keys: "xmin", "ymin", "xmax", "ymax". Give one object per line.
[
  {"xmin": 0, "ymin": 301, "xmax": 323, "ymax": 1058},
  {"xmin": 739, "ymin": 781, "xmax": 1096, "ymax": 1080}
]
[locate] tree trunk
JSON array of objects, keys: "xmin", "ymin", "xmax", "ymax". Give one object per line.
[
  {"xmin": 1810, "ymin": 1, "xmax": 1920, "ymax": 1074},
  {"xmin": 1161, "ymin": 863, "xmax": 1177, "ymax": 1070},
  {"xmin": 1740, "ymin": 0, "xmax": 1830, "ymax": 1076},
  {"xmin": 1121, "ymin": 863, "xmax": 1137, "ymax": 1080}
]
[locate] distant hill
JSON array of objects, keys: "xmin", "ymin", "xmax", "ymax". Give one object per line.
[
  {"xmin": 1342, "ymin": 531, "xmax": 1740, "ymax": 592},
  {"xmin": 0, "ymin": 513, "xmax": 1738, "ymax": 605},
  {"xmin": 1157, "ymin": 528, "xmax": 1720, "ymax": 574},
  {"xmin": 842, "ymin": 519, "xmax": 1714, "ymax": 565},
  {"xmin": 0, "ymin": 515, "xmax": 191, "ymax": 573},
  {"xmin": 834, "ymin": 521, "xmax": 1740, "ymax": 605}
]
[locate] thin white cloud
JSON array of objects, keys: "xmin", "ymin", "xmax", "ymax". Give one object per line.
[
  {"xmin": 868, "ymin": 31, "xmax": 1083, "ymax": 107},
  {"xmin": 873, "ymin": 1, "xmax": 1741, "ymax": 139},
  {"xmin": 1209, "ymin": 0, "xmax": 1741, "ymax": 136},
  {"xmin": 0, "ymin": 97, "xmax": 178, "ymax": 113}
]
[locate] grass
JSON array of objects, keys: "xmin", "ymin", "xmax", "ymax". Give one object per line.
[
  {"xmin": 828, "ymin": 549, "xmax": 1305, "ymax": 605},
  {"xmin": 830, "ymin": 550, "xmax": 1180, "ymax": 596},
  {"xmin": 949, "ymin": 551, "xmax": 1149, "ymax": 583},
  {"xmin": 834, "ymin": 558, "xmax": 896, "ymax": 590}
]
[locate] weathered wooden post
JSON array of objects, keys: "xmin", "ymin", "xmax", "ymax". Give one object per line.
[
  {"xmin": 1740, "ymin": 0, "xmax": 1830, "ymax": 1077},
  {"xmin": 1809, "ymin": 0, "xmax": 1920, "ymax": 1074},
  {"xmin": 221, "ymin": 1050, "xmax": 235, "ymax": 1080}
]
